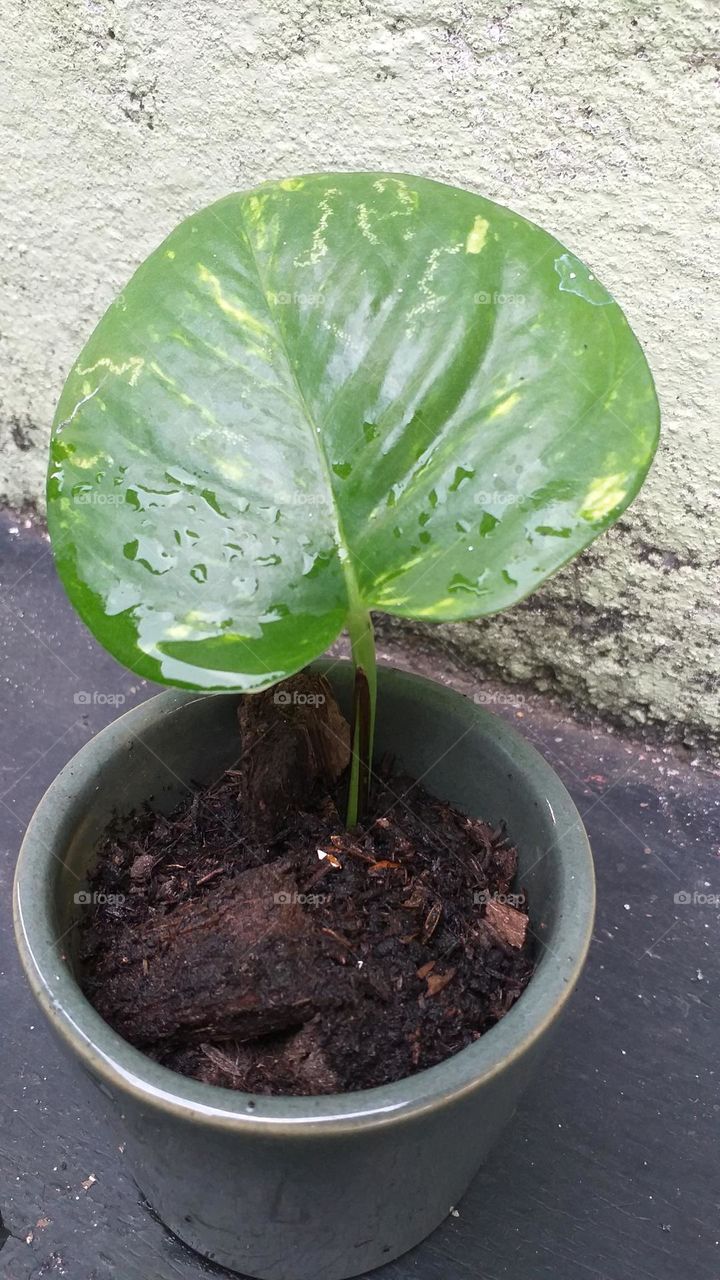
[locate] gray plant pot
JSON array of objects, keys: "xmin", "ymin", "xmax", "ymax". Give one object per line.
[{"xmin": 14, "ymin": 662, "xmax": 595, "ymax": 1280}]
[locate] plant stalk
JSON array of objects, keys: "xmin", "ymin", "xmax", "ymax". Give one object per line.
[{"xmin": 345, "ymin": 608, "xmax": 377, "ymax": 828}]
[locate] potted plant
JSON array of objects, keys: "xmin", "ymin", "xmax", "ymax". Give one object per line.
[{"xmin": 14, "ymin": 172, "xmax": 659, "ymax": 1280}]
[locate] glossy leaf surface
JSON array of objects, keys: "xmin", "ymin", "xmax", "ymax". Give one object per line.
[{"xmin": 48, "ymin": 173, "xmax": 659, "ymax": 689}]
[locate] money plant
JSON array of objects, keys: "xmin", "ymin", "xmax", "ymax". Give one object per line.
[{"xmin": 47, "ymin": 172, "xmax": 660, "ymax": 825}]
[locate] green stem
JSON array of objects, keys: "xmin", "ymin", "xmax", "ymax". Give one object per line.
[{"xmin": 345, "ymin": 608, "xmax": 377, "ymax": 828}]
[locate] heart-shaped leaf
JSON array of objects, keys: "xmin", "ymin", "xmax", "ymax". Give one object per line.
[{"xmin": 48, "ymin": 173, "xmax": 659, "ymax": 690}]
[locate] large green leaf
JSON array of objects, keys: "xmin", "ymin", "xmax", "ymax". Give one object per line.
[{"xmin": 48, "ymin": 172, "xmax": 659, "ymax": 690}]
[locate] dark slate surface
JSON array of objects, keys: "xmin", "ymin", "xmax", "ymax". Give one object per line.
[{"xmin": 1, "ymin": 510, "xmax": 719, "ymax": 1280}]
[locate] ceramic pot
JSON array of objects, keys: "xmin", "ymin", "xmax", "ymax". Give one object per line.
[{"xmin": 14, "ymin": 662, "xmax": 594, "ymax": 1280}]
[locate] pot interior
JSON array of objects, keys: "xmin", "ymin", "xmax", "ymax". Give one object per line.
[{"xmin": 47, "ymin": 664, "xmax": 581, "ymax": 988}]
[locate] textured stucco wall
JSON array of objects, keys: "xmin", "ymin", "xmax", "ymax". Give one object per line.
[{"xmin": 2, "ymin": 0, "xmax": 719, "ymax": 740}]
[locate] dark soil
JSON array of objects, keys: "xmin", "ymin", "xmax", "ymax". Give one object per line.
[{"xmin": 79, "ymin": 673, "xmax": 536, "ymax": 1095}]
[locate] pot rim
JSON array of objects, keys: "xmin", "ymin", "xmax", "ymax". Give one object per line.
[{"xmin": 14, "ymin": 663, "xmax": 595, "ymax": 1136}]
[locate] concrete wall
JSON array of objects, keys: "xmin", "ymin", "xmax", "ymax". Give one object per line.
[{"xmin": 3, "ymin": 0, "xmax": 718, "ymax": 741}]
